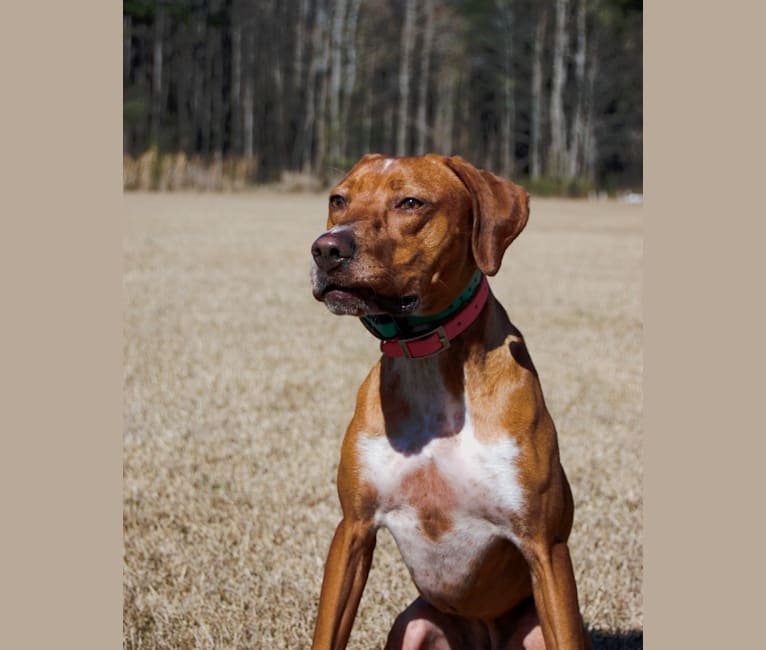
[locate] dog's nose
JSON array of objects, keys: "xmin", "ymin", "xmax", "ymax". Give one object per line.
[{"xmin": 311, "ymin": 230, "xmax": 356, "ymax": 271}]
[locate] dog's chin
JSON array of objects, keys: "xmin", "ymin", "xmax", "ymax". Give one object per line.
[{"xmin": 318, "ymin": 286, "xmax": 419, "ymax": 317}]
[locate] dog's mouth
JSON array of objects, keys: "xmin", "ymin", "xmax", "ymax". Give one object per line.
[{"xmin": 319, "ymin": 284, "xmax": 419, "ymax": 317}]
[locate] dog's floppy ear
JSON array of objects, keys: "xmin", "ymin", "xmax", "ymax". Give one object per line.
[{"xmin": 445, "ymin": 156, "xmax": 530, "ymax": 276}]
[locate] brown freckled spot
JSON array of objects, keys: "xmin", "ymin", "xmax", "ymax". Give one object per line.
[
  {"xmin": 419, "ymin": 507, "xmax": 453, "ymax": 541},
  {"xmin": 400, "ymin": 463, "xmax": 456, "ymax": 541}
]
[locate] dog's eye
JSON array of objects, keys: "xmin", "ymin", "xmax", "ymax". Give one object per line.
[
  {"xmin": 329, "ymin": 195, "xmax": 346, "ymax": 209},
  {"xmin": 397, "ymin": 197, "xmax": 424, "ymax": 210}
]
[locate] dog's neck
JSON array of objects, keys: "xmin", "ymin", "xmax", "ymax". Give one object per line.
[{"xmin": 360, "ymin": 270, "xmax": 490, "ymax": 359}]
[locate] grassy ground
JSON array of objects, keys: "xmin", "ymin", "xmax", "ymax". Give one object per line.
[{"xmin": 123, "ymin": 191, "xmax": 642, "ymax": 649}]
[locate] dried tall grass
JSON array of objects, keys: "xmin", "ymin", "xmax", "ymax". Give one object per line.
[{"xmin": 123, "ymin": 192, "xmax": 642, "ymax": 648}]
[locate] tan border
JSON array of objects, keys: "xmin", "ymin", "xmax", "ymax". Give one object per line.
[
  {"xmin": 0, "ymin": 4, "xmax": 121, "ymax": 648},
  {"xmin": 645, "ymin": 2, "xmax": 766, "ymax": 647}
]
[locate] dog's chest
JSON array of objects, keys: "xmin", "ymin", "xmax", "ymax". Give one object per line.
[{"xmin": 357, "ymin": 401, "xmax": 526, "ymax": 598}]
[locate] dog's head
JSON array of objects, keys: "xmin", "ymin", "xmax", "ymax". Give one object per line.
[{"xmin": 311, "ymin": 154, "xmax": 529, "ymax": 317}]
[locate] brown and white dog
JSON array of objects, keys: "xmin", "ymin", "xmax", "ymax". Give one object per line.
[{"xmin": 310, "ymin": 154, "xmax": 590, "ymax": 650}]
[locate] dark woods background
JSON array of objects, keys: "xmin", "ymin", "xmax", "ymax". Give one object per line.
[{"xmin": 123, "ymin": 0, "xmax": 641, "ymax": 195}]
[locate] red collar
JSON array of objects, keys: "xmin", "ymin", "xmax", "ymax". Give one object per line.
[{"xmin": 379, "ymin": 275, "xmax": 490, "ymax": 359}]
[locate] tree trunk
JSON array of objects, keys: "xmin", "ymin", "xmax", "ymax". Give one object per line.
[
  {"xmin": 456, "ymin": 75, "xmax": 470, "ymax": 155},
  {"xmin": 242, "ymin": 8, "xmax": 255, "ymax": 164},
  {"xmin": 151, "ymin": 3, "xmax": 165, "ymax": 148},
  {"xmin": 231, "ymin": 19, "xmax": 242, "ymax": 156},
  {"xmin": 175, "ymin": 18, "xmax": 193, "ymax": 153},
  {"xmin": 190, "ymin": 15, "xmax": 203, "ymax": 154},
  {"xmin": 271, "ymin": 51, "xmax": 286, "ymax": 176},
  {"xmin": 361, "ymin": 55, "xmax": 374, "ymax": 154},
  {"xmin": 314, "ymin": 1, "xmax": 332, "ymax": 173},
  {"xmin": 583, "ymin": 20, "xmax": 599, "ymax": 181},
  {"xmin": 328, "ymin": 0, "xmax": 348, "ymax": 163},
  {"xmin": 416, "ymin": 0, "xmax": 435, "ymax": 154},
  {"xmin": 384, "ymin": 101, "xmax": 395, "ymax": 154},
  {"xmin": 211, "ymin": 27, "xmax": 224, "ymax": 157},
  {"xmin": 396, "ymin": 0, "xmax": 417, "ymax": 156},
  {"xmin": 202, "ymin": 18, "xmax": 215, "ymax": 157},
  {"xmin": 294, "ymin": 0, "xmax": 310, "ymax": 90},
  {"xmin": 435, "ymin": 65, "xmax": 457, "ymax": 156},
  {"xmin": 531, "ymin": 6, "xmax": 547, "ymax": 180},
  {"xmin": 300, "ymin": 0, "xmax": 324, "ymax": 171},
  {"xmin": 567, "ymin": 0, "xmax": 587, "ymax": 179},
  {"xmin": 500, "ymin": 83, "xmax": 514, "ymax": 178},
  {"xmin": 290, "ymin": 0, "xmax": 312, "ymax": 168},
  {"xmin": 548, "ymin": 0, "xmax": 569, "ymax": 178},
  {"xmin": 341, "ymin": 0, "xmax": 362, "ymax": 159},
  {"xmin": 497, "ymin": 0, "xmax": 515, "ymax": 178}
]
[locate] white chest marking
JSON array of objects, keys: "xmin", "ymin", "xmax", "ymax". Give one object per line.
[
  {"xmin": 357, "ymin": 406, "xmax": 526, "ymax": 598},
  {"xmin": 359, "ymin": 410, "xmax": 524, "ymax": 517}
]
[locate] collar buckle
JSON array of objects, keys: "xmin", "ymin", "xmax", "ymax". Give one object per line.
[{"xmin": 398, "ymin": 325, "xmax": 450, "ymax": 359}]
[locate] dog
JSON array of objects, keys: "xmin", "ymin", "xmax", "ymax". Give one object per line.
[{"xmin": 310, "ymin": 154, "xmax": 590, "ymax": 649}]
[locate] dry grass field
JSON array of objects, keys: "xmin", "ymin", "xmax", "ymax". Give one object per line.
[{"xmin": 123, "ymin": 191, "xmax": 642, "ymax": 649}]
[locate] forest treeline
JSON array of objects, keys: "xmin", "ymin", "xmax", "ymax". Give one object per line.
[{"xmin": 123, "ymin": 0, "xmax": 641, "ymax": 194}]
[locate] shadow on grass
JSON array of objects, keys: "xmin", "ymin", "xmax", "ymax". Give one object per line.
[{"xmin": 590, "ymin": 628, "xmax": 643, "ymax": 649}]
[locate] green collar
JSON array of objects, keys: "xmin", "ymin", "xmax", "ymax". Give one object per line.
[{"xmin": 360, "ymin": 270, "xmax": 484, "ymax": 340}]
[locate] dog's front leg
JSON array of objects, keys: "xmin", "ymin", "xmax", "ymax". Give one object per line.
[
  {"xmin": 527, "ymin": 539, "xmax": 590, "ymax": 650},
  {"xmin": 312, "ymin": 517, "xmax": 376, "ymax": 650}
]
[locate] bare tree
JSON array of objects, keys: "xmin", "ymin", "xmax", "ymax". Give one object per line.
[
  {"xmin": 211, "ymin": 24, "xmax": 224, "ymax": 158},
  {"xmin": 300, "ymin": 0, "xmax": 321, "ymax": 171},
  {"xmin": 434, "ymin": 69, "xmax": 456, "ymax": 155},
  {"xmin": 582, "ymin": 13, "xmax": 599, "ymax": 181},
  {"xmin": 416, "ymin": 0, "xmax": 435, "ymax": 154},
  {"xmin": 397, "ymin": 0, "xmax": 417, "ymax": 156},
  {"xmin": 242, "ymin": 7, "xmax": 255, "ymax": 164},
  {"xmin": 496, "ymin": 0, "xmax": 515, "ymax": 178},
  {"xmin": 230, "ymin": 5, "xmax": 243, "ymax": 157},
  {"xmin": 431, "ymin": 3, "xmax": 462, "ymax": 156},
  {"xmin": 340, "ymin": 0, "xmax": 363, "ymax": 160},
  {"xmin": 548, "ymin": 0, "xmax": 569, "ymax": 178},
  {"xmin": 313, "ymin": 1, "xmax": 332, "ymax": 172},
  {"xmin": 294, "ymin": 0, "xmax": 311, "ymax": 90},
  {"xmin": 530, "ymin": 4, "xmax": 548, "ymax": 180},
  {"xmin": 567, "ymin": 0, "xmax": 587, "ymax": 179},
  {"xmin": 150, "ymin": 2, "xmax": 165, "ymax": 148},
  {"xmin": 196, "ymin": 13, "xmax": 213, "ymax": 156},
  {"xmin": 328, "ymin": 0, "xmax": 349, "ymax": 163}
]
